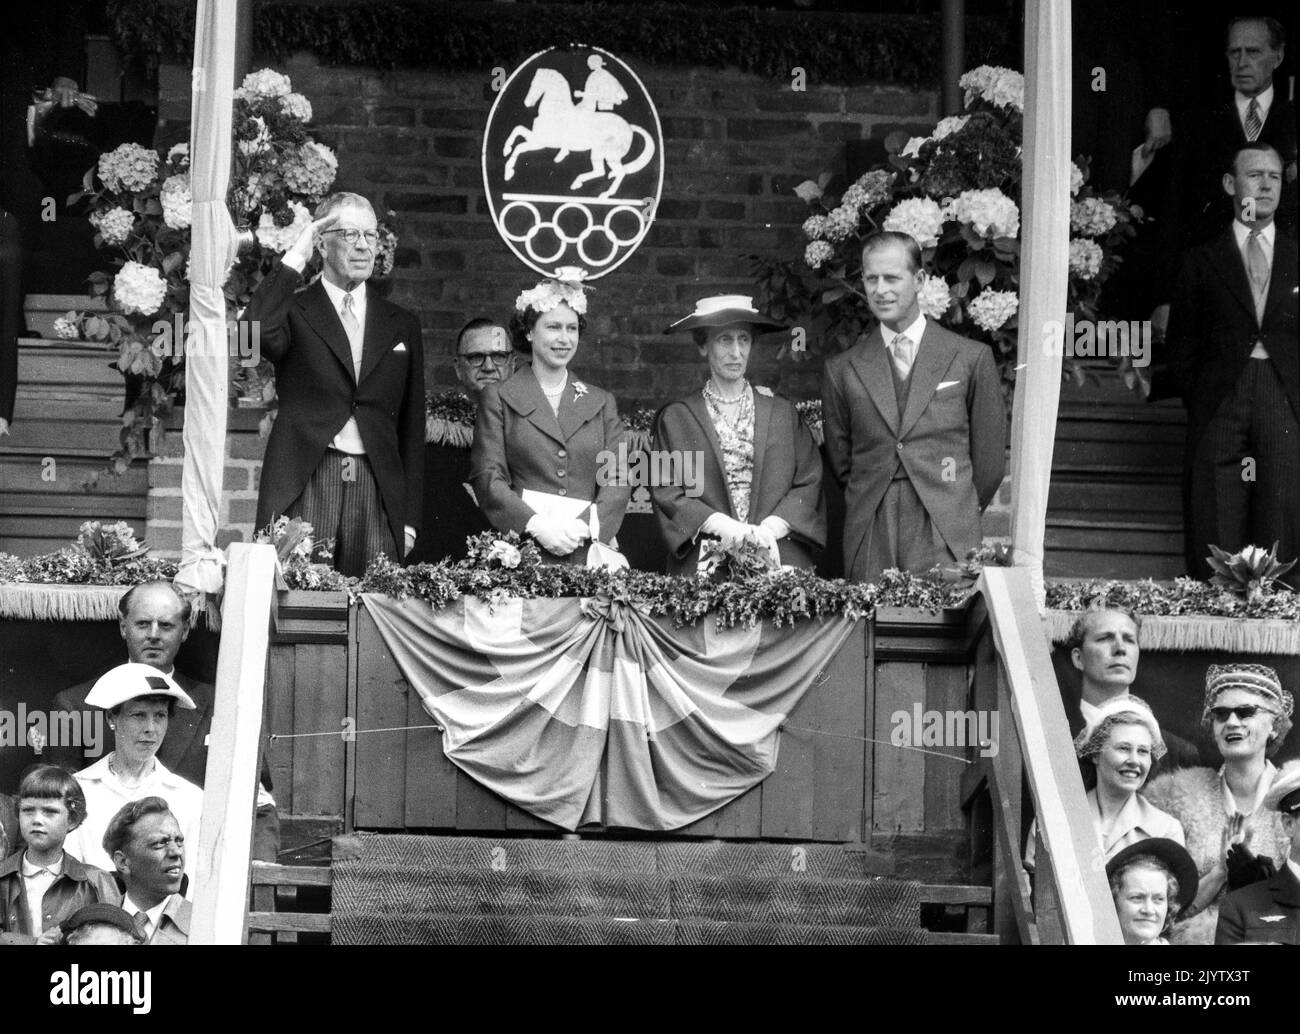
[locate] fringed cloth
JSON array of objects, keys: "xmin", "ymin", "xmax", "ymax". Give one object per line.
[
  {"xmin": 1045, "ymin": 610, "xmax": 1300, "ymax": 655},
  {"xmin": 0, "ymin": 584, "xmax": 128, "ymax": 622}
]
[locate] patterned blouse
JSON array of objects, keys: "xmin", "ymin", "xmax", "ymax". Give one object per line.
[{"xmin": 702, "ymin": 379, "xmax": 756, "ymax": 522}]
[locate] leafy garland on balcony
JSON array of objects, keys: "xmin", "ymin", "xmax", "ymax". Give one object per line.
[{"xmin": 106, "ymin": 0, "xmax": 1012, "ymax": 86}]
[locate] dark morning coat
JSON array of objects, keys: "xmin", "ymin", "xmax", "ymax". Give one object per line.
[
  {"xmin": 242, "ymin": 260, "xmax": 425, "ymax": 549},
  {"xmin": 821, "ymin": 323, "xmax": 1006, "ymax": 582},
  {"xmin": 469, "ymin": 366, "xmax": 630, "ymax": 555},
  {"xmin": 1215, "ymin": 863, "xmax": 1300, "ymax": 945},
  {"xmin": 651, "ymin": 389, "xmax": 826, "ymax": 575}
]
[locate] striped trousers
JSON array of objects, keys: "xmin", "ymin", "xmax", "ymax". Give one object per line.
[{"xmin": 284, "ymin": 449, "xmax": 397, "ymax": 577}]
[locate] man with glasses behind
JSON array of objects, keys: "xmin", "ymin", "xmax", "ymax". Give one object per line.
[
  {"xmin": 243, "ymin": 191, "xmax": 426, "ymax": 576},
  {"xmin": 408, "ymin": 318, "xmax": 516, "ymax": 564}
]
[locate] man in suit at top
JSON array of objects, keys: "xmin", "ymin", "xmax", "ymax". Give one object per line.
[
  {"xmin": 43, "ymin": 581, "xmax": 279, "ymax": 861},
  {"xmin": 821, "ymin": 232, "xmax": 1007, "ymax": 583},
  {"xmin": 244, "ymin": 191, "xmax": 425, "ymax": 576},
  {"xmin": 1216, "ymin": 762, "xmax": 1300, "ymax": 944},
  {"xmin": 406, "ymin": 318, "xmax": 514, "ymax": 565},
  {"xmin": 1157, "ymin": 142, "xmax": 1300, "ymax": 588}
]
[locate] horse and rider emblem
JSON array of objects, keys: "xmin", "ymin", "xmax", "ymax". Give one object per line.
[{"xmin": 483, "ymin": 46, "xmax": 664, "ymax": 280}]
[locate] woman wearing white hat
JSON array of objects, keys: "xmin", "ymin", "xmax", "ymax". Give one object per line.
[
  {"xmin": 64, "ymin": 663, "xmax": 204, "ymax": 889},
  {"xmin": 1144, "ymin": 663, "xmax": 1296, "ymax": 944},
  {"xmin": 652, "ymin": 295, "xmax": 825, "ymax": 574}
]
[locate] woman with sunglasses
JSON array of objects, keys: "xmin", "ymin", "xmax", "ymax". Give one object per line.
[
  {"xmin": 470, "ymin": 274, "xmax": 630, "ymax": 562},
  {"xmin": 1145, "ymin": 663, "xmax": 1295, "ymax": 943}
]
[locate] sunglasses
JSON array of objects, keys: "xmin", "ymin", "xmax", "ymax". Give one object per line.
[{"xmin": 1209, "ymin": 705, "xmax": 1274, "ymax": 722}]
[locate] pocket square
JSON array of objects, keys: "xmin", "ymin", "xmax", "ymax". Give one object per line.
[
  {"xmin": 393, "ymin": 342, "xmax": 407, "ymax": 352},
  {"xmin": 937, "ymin": 380, "xmax": 962, "ymax": 391},
  {"xmin": 1259, "ymin": 915, "xmax": 1287, "ymax": 923}
]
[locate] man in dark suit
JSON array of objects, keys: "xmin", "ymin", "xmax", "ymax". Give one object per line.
[
  {"xmin": 821, "ymin": 232, "xmax": 1006, "ymax": 582},
  {"xmin": 245, "ymin": 192, "xmax": 425, "ymax": 577},
  {"xmin": 1156, "ymin": 142, "xmax": 1300, "ymax": 587},
  {"xmin": 1216, "ymin": 763, "xmax": 1300, "ymax": 944},
  {"xmin": 406, "ymin": 318, "xmax": 512, "ymax": 565},
  {"xmin": 44, "ymin": 581, "xmax": 280, "ymax": 862}
]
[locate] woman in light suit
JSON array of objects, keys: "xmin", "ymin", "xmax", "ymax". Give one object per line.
[
  {"xmin": 652, "ymin": 295, "xmax": 825, "ymax": 575},
  {"xmin": 470, "ymin": 276, "xmax": 630, "ymax": 562}
]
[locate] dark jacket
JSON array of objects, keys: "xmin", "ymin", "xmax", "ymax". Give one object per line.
[
  {"xmin": 0, "ymin": 848, "xmax": 121, "ymax": 943},
  {"xmin": 243, "ymin": 260, "xmax": 426, "ymax": 550},
  {"xmin": 652, "ymin": 388, "xmax": 825, "ymax": 575}
]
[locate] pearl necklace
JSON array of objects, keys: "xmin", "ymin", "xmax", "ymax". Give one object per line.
[
  {"xmin": 703, "ymin": 378, "xmax": 746, "ymax": 404},
  {"xmin": 541, "ymin": 375, "xmax": 568, "ymax": 399}
]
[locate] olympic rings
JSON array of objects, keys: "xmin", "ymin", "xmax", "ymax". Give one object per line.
[{"xmin": 496, "ymin": 198, "xmax": 651, "ymax": 271}]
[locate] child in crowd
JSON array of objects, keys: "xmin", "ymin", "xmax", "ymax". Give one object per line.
[{"xmin": 0, "ymin": 764, "xmax": 120, "ymax": 943}]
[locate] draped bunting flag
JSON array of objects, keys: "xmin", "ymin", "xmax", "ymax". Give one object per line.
[{"xmin": 360, "ymin": 595, "xmax": 859, "ymax": 831}]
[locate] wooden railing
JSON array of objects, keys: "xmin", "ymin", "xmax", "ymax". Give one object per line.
[{"xmin": 965, "ymin": 568, "xmax": 1123, "ymax": 944}]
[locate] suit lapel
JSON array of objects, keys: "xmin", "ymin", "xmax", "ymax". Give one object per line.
[
  {"xmin": 358, "ymin": 291, "xmax": 400, "ymax": 385},
  {"xmin": 297, "ymin": 281, "xmax": 356, "ymax": 380},
  {"xmin": 848, "ymin": 329, "xmax": 899, "ymax": 434},
  {"xmin": 1273, "ymin": 866, "xmax": 1300, "ymax": 908},
  {"xmin": 501, "ymin": 368, "xmax": 565, "ymax": 446},
  {"xmin": 1264, "ymin": 233, "xmax": 1298, "ymax": 319},
  {"xmin": 557, "ymin": 379, "xmax": 607, "ymax": 442},
  {"xmin": 750, "ymin": 389, "xmax": 771, "ymax": 506},
  {"xmin": 899, "ymin": 325, "xmax": 958, "ymax": 437},
  {"xmin": 683, "ymin": 392, "xmax": 731, "ymax": 515},
  {"xmin": 1207, "ymin": 230, "xmax": 1259, "ymax": 326}
]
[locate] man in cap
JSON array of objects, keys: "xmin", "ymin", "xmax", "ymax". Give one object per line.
[
  {"xmin": 407, "ymin": 317, "xmax": 514, "ymax": 564},
  {"xmin": 1216, "ymin": 762, "xmax": 1300, "ymax": 944},
  {"xmin": 59, "ymin": 902, "xmax": 146, "ymax": 945},
  {"xmin": 821, "ymin": 231, "xmax": 1006, "ymax": 582},
  {"xmin": 104, "ymin": 796, "xmax": 190, "ymax": 945},
  {"xmin": 45, "ymin": 581, "xmax": 279, "ymax": 861}
]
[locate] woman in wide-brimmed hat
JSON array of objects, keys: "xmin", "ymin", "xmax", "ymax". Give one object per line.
[
  {"xmin": 651, "ymin": 295, "xmax": 826, "ymax": 575},
  {"xmin": 1106, "ymin": 837, "xmax": 1199, "ymax": 945},
  {"xmin": 1145, "ymin": 662, "xmax": 1297, "ymax": 944},
  {"xmin": 470, "ymin": 271, "xmax": 629, "ymax": 563}
]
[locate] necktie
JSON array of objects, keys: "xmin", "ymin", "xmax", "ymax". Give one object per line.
[
  {"xmin": 890, "ymin": 333, "xmax": 915, "ymax": 379},
  {"xmin": 132, "ymin": 911, "xmax": 151, "ymax": 940},
  {"xmin": 1245, "ymin": 98, "xmax": 1262, "ymax": 142},
  {"xmin": 340, "ymin": 293, "xmax": 364, "ymax": 380},
  {"xmin": 1246, "ymin": 230, "xmax": 1269, "ymax": 318}
]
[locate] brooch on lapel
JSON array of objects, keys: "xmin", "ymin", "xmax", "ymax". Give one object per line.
[
  {"xmin": 573, "ymin": 381, "xmax": 589, "ymax": 399},
  {"xmin": 755, "ymin": 385, "xmax": 773, "ymax": 397}
]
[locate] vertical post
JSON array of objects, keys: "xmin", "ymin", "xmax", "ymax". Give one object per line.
[
  {"xmin": 941, "ymin": 0, "xmax": 966, "ymax": 115},
  {"xmin": 234, "ymin": 0, "xmax": 254, "ymax": 83},
  {"xmin": 191, "ymin": 542, "xmax": 279, "ymax": 944},
  {"xmin": 1009, "ymin": 0, "xmax": 1071, "ymax": 606}
]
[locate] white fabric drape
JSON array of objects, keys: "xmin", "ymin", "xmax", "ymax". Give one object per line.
[
  {"xmin": 175, "ymin": 0, "xmax": 240, "ymax": 598},
  {"xmin": 1010, "ymin": 0, "xmax": 1071, "ymax": 607}
]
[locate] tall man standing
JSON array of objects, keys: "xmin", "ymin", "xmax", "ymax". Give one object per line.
[
  {"xmin": 245, "ymin": 191, "xmax": 425, "ymax": 576},
  {"xmin": 1160, "ymin": 143, "xmax": 1300, "ymax": 588},
  {"xmin": 821, "ymin": 232, "xmax": 1006, "ymax": 582},
  {"xmin": 406, "ymin": 318, "xmax": 514, "ymax": 564}
]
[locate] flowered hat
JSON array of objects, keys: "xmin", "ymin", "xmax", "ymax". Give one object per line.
[
  {"xmin": 665, "ymin": 295, "xmax": 784, "ymax": 335},
  {"xmin": 515, "ymin": 267, "xmax": 589, "ymax": 316},
  {"xmin": 1072, "ymin": 694, "xmax": 1166, "ymax": 762}
]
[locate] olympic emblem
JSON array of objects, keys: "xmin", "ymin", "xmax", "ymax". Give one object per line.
[{"xmin": 483, "ymin": 46, "xmax": 664, "ymax": 280}]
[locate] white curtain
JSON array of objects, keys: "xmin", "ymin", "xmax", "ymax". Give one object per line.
[
  {"xmin": 1010, "ymin": 0, "xmax": 1071, "ymax": 606},
  {"xmin": 175, "ymin": 0, "xmax": 240, "ymax": 598}
]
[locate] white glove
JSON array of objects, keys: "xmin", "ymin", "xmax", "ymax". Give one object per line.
[
  {"xmin": 526, "ymin": 514, "xmax": 589, "ymax": 556},
  {"xmin": 749, "ymin": 524, "xmax": 781, "ymax": 566},
  {"xmin": 701, "ymin": 512, "xmax": 750, "ymax": 545}
]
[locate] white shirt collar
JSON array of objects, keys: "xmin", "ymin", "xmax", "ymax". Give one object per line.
[
  {"xmin": 21, "ymin": 851, "xmax": 63, "ymax": 878},
  {"xmin": 1232, "ymin": 218, "xmax": 1276, "ymax": 249},
  {"xmin": 1220, "ymin": 761, "xmax": 1277, "ymax": 819},
  {"xmin": 81, "ymin": 752, "xmax": 184, "ymax": 792},
  {"xmin": 1287, "ymin": 857, "xmax": 1300, "ymax": 885},
  {"xmin": 1236, "ymin": 84, "xmax": 1274, "ymax": 124},
  {"xmin": 123, "ymin": 892, "xmax": 172, "ymax": 935},
  {"xmin": 320, "ymin": 276, "xmax": 367, "ymax": 321},
  {"xmin": 887, "ymin": 313, "xmax": 926, "ymax": 347}
]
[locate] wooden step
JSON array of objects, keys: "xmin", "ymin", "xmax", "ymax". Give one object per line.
[
  {"xmin": 18, "ymin": 345, "xmax": 123, "ymax": 399},
  {"xmin": 0, "ymin": 399, "xmax": 129, "ymax": 456},
  {"xmin": 23, "ymin": 294, "xmax": 109, "ymax": 340},
  {"xmin": 1047, "ymin": 478, "xmax": 1181, "ymax": 515}
]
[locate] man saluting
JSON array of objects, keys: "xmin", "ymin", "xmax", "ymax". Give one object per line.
[
  {"xmin": 821, "ymin": 231, "xmax": 1006, "ymax": 582},
  {"xmin": 244, "ymin": 192, "xmax": 425, "ymax": 576}
]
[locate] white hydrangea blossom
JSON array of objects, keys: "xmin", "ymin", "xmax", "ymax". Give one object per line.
[
  {"xmin": 279, "ymin": 92, "xmax": 313, "ymax": 122},
  {"xmin": 917, "ymin": 277, "xmax": 952, "ymax": 320},
  {"xmin": 1069, "ymin": 238, "xmax": 1104, "ymax": 279},
  {"xmin": 237, "ymin": 68, "xmax": 292, "ymax": 100},
  {"xmin": 944, "ymin": 187, "xmax": 1020, "ymax": 239},
  {"xmin": 804, "ymin": 240, "xmax": 834, "ymax": 270},
  {"xmin": 1070, "ymin": 197, "xmax": 1118, "ymax": 237},
  {"xmin": 281, "ymin": 141, "xmax": 338, "ymax": 198},
  {"xmin": 90, "ymin": 207, "xmax": 134, "ymax": 246},
  {"xmin": 881, "ymin": 197, "xmax": 945, "ymax": 248},
  {"xmin": 112, "ymin": 261, "xmax": 168, "ymax": 316},
  {"xmin": 840, "ymin": 169, "xmax": 894, "ymax": 213},
  {"xmin": 823, "ymin": 204, "xmax": 859, "ymax": 243},
  {"xmin": 256, "ymin": 202, "xmax": 312, "ymax": 254},
  {"xmin": 900, "ymin": 136, "xmax": 927, "ymax": 159},
  {"xmin": 52, "ymin": 314, "xmax": 80, "ymax": 340},
  {"xmin": 160, "ymin": 174, "xmax": 193, "ymax": 230},
  {"xmin": 97, "ymin": 143, "xmax": 159, "ymax": 194},
  {"xmin": 959, "ymin": 66, "xmax": 1025, "ymax": 112},
  {"xmin": 802, "ymin": 214, "xmax": 830, "ymax": 241},
  {"xmin": 1070, "ymin": 162, "xmax": 1085, "ymax": 197},
  {"xmin": 967, "ymin": 289, "xmax": 1019, "ymax": 333},
  {"xmin": 932, "ymin": 115, "xmax": 970, "ymax": 141}
]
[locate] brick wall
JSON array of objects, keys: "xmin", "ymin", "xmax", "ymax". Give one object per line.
[{"xmin": 148, "ymin": 54, "xmax": 1021, "ymax": 555}]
